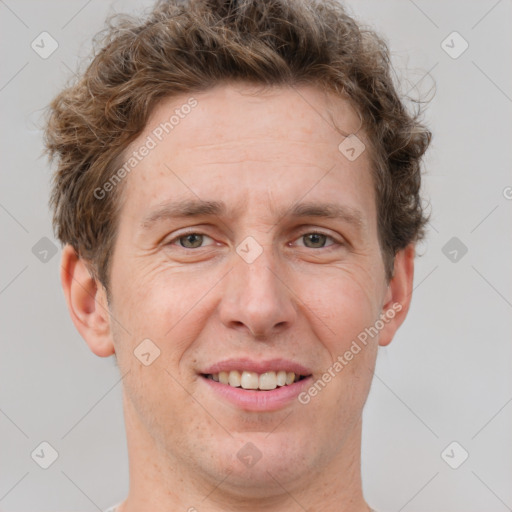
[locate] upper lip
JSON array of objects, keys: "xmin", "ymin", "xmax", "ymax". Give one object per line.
[{"xmin": 201, "ymin": 358, "xmax": 312, "ymax": 376}]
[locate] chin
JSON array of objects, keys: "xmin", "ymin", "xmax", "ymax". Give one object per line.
[{"xmin": 203, "ymin": 429, "xmax": 316, "ymax": 491}]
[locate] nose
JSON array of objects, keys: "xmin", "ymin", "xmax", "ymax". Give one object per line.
[{"xmin": 218, "ymin": 246, "xmax": 297, "ymax": 339}]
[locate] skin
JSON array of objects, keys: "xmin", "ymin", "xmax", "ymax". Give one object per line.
[{"xmin": 61, "ymin": 83, "xmax": 415, "ymax": 512}]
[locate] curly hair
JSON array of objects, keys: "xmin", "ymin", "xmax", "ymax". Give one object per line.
[{"xmin": 44, "ymin": 0, "xmax": 431, "ymax": 289}]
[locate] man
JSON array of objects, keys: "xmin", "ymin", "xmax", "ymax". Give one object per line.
[{"xmin": 44, "ymin": 0, "xmax": 431, "ymax": 510}]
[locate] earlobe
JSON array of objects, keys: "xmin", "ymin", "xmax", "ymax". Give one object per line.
[
  {"xmin": 378, "ymin": 244, "xmax": 415, "ymax": 347},
  {"xmin": 60, "ymin": 244, "xmax": 115, "ymax": 357}
]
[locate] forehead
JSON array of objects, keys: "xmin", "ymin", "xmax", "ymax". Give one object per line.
[
  {"xmin": 119, "ymin": 82, "xmax": 375, "ymax": 225},
  {"xmin": 150, "ymin": 82, "xmax": 362, "ymax": 147}
]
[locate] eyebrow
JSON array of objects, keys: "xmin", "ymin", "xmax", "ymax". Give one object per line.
[
  {"xmin": 286, "ymin": 202, "xmax": 365, "ymax": 230},
  {"xmin": 140, "ymin": 199, "xmax": 365, "ymax": 231},
  {"xmin": 141, "ymin": 199, "xmax": 226, "ymax": 229}
]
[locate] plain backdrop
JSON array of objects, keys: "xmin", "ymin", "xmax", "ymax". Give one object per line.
[{"xmin": 1, "ymin": 1, "xmax": 511, "ymax": 511}]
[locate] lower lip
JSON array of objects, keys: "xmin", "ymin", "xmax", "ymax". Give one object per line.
[{"xmin": 200, "ymin": 375, "xmax": 313, "ymax": 412}]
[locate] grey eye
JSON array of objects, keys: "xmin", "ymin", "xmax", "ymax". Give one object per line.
[
  {"xmin": 179, "ymin": 233, "xmax": 204, "ymax": 248},
  {"xmin": 302, "ymin": 233, "xmax": 328, "ymax": 248}
]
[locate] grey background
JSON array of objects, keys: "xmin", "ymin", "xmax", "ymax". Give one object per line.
[{"xmin": 1, "ymin": 0, "xmax": 511, "ymax": 511}]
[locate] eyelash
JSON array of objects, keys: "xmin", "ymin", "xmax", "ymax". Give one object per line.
[{"xmin": 166, "ymin": 229, "xmax": 342, "ymax": 249}]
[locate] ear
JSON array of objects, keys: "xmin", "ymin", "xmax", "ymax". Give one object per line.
[
  {"xmin": 378, "ymin": 243, "xmax": 415, "ymax": 347},
  {"xmin": 60, "ymin": 244, "xmax": 115, "ymax": 357}
]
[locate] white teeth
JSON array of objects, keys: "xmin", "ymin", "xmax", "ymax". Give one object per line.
[
  {"xmin": 228, "ymin": 370, "xmax": 241, "ymax": 387},
  {"xmin": 276, "ymin": 370, "xmax": 287, "ymax": 387},
  {"xmin": 241, "ymin": 371, "xmax": 259, "ymax": 390},
  {"xmin": 207, "ymin": 370, "xmax": 304, "ymax": 390},
  {"xmin": 259, "ymin": 371, "xmax": 277, "ymax": 390}
]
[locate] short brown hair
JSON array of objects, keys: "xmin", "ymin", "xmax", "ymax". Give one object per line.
[{"xmin": 44, "ymin": 0, "xmax": 431, "ymax": 289}]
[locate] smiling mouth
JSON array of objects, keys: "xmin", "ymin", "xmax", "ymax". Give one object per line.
[{"xmin": 201, "ymin": 370, "xmax": 309, "ymax": 391}]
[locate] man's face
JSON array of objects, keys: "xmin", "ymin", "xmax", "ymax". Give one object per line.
[{"xmin": 107, "ymin": 83, "xmax": 397, "ymax": 492}]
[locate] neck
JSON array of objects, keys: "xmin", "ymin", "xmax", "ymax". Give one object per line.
[{"xmin": 117, "ymin": 392, "xmax": 371, "ymax": 512}]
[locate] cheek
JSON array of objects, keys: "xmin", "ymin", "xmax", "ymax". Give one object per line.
[
  {"xmin": 109, "ymin": 264, "xmax": 215, "ymax": 447},
  {"xmin": 295, "ymin": 262, "xmax": 383, "ymax": 357},
  {"xmin": 109, "ymin": 258, "xmax": 221, "ymax": 367},
  {"xmin": 292, "ymin": 263, "xmax": 382, "ymax": 425}
]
